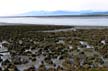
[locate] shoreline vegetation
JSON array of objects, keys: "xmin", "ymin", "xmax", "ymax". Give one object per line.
[{"xmin": 0, "ymin": 25, "xmax": 108, "ymax": 71}]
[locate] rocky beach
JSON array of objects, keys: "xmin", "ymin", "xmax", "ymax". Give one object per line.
[{"xmin": 0, "ymin": 25, "xmax": 108, "ymax": 71}]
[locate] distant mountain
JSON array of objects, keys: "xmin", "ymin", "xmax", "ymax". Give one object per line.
[
  {"xmin": 19, "ymin": 10, "xmax": 108, "ymax": 16},
  {"xmin": 83, "ymin": 12, "xmax": 108, "ymax": 15},
  {"xmin": 19, "ymin": 11, "xmax": 80, "ymax": 16}
]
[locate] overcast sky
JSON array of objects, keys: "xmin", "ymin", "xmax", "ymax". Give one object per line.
[{"xmin": 0, "ymin": 0, "xmax": 108, "ymax": 16}]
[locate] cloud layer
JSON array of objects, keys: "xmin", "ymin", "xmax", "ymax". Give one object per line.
[{"xmin": 0, "ymin": 0, "xmax": 108, "ymax": 16}]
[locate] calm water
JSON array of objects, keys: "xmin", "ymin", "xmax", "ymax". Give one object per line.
[{"xmin": 0, "ymin": 17, "xmax": 108, "ymax": 26}]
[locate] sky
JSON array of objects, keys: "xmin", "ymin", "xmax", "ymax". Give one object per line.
[{"xmin": 0, "ymin": 0, "xmax": 108, "ymax": 16}]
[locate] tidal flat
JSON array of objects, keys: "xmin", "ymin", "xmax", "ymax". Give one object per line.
[{"xmin": 0, "ymin": 25, "xmax": 108, "ymax": 71}]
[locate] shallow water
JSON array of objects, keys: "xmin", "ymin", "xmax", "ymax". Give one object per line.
[{"xmin": 0, "ymin": 17, "xmax": 108, "ymax": 26}]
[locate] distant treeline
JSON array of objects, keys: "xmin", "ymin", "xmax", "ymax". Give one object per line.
[{"xmin": 1, "ymin": 15, "xmax": 108, "ymax": 18}]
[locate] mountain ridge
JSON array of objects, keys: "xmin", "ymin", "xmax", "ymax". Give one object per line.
[{"xmin": 18, "ymin": 10, "xmax": 108, "ymax": 16}]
